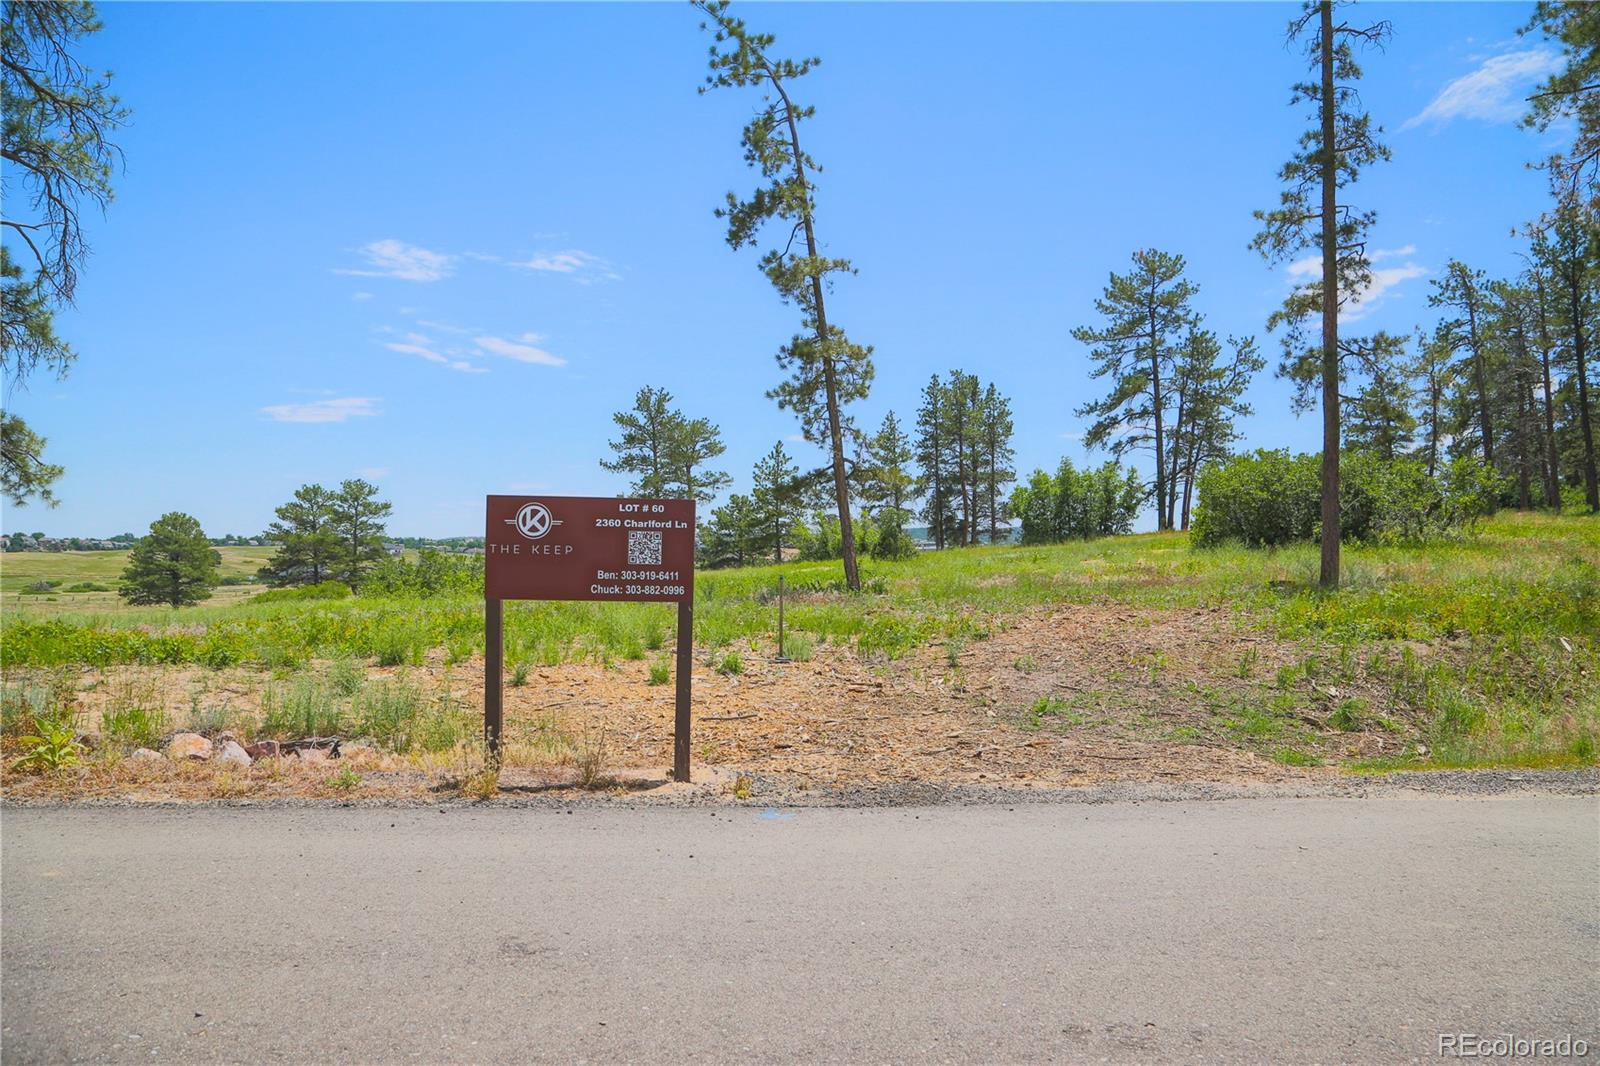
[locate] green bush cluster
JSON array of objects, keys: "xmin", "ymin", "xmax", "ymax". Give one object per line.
[
  {"xmin": 359, "ymin": 549, "xmax": 484, "ymax": 597},
  {"xmin": 1190, "ymin": 450, "xmax": 1504, "ymax": 548},
  {"xmin": 1009, "ymin": 458, "xmax": 1143, "ymax": 544},
  {"xmin": 252, "ymin": 580, "xmax": 353, "ymax": 604}
]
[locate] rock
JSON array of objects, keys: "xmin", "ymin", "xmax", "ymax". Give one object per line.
[
  {"xmin": 298, "ymin": 746, "xmax": 329, "ymax": 764},
  {"xmin": 244, "ymin": 740, "xmax": 281, "ymax": 760},
  {"xmin": 128, "ymin": 748, "xmax": 164, "ymax": 763},
  {"xmin": 216, "ymin": 740, "xmax": 252, "ymax": 768},
  {"xmin": 169, "ymin": 733, "xmax": 213, "ymax": 761}
]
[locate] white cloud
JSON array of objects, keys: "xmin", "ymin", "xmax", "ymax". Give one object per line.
[
  {"xmin": 385, "ymin": 333, "xmax": 487, "ymax": 374},
  {"xmin": 356, "ymin": 466, "xmax": 390, "ymax": 479},
  {"xmin": 336, "ymin": 239, "xmax": 455, "ymax": 282},
  {"xmin": 416, "ymin": 318, "xmax": 477, "ymax": 335},
  {"xmin": 261, "ymin": 397, "xmax": 380, "ymax": 424},
  {"xmin": 1401, "ymin": 49, "xmax": 1560, "ymax": 131},
  {"xmin": 474, "ymin": 334, "xmax": 566, "ymax": 367},
  {"xmin": 512, "ymin": 250, "xmax": 620, "ymax": 283},
  {"xmin": 351, "ymin": 292, "xmax": 374, "ymax": 301},
  {"xmin": 1285, "ymin": 246, "xmax": 1427, "ymax": 322}
]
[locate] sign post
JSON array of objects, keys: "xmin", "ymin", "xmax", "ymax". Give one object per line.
[{"xmin": 483, "ymin": 495, "xmax": 697, "ymax": 780}]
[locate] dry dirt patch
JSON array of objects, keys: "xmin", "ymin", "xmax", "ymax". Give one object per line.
[{"xmin": 9, "ymin": 603, "xmax": 1428, "ymax": 800}]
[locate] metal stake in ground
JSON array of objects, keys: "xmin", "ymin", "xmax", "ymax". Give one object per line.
[
  {"xmin": 674, "ymin": 599, "xmax": 693, "ymax": 782},
  {"xmin": 774, "ymin": 575, "xmax": 790, "ymax": 663}
]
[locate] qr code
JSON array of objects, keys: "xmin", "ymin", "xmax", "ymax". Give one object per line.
[{"xmin": 627, "ymin": 530, "xmax": 663, "ymax": 566}]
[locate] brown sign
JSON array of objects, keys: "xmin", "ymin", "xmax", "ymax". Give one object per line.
[{"xmin": 484, "ymin": 495, "xmax": 695, "ymax": 602}]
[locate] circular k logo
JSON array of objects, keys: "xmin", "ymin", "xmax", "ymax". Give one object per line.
[{"xmin": 508, "ymin": 502, "xmax": 561, "ymax": 540}]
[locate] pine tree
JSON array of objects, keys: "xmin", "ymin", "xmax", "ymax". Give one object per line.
[
  {"xmin": 1344, "ymin": 345, "xmax": 1417, "ymax": 461},
  {"xmin": 860, "ymin": 410, "xmax": 919, "ymax": 558},
  {"xmin": 119, "ymin": 512, "xmax": 219, "ymax": 608},
  {"xmin": 750, "ymin": 440, "xmax": 806, "ymax": 564},
  {"xmin": 914, "ymin": 375, "xmax": 957, "ymax": 550},
  {"xmin": 2, "ymin": 2, "xmax": 129, "ymax": 506},
  {"xmin": 1412, "ymin": 325, "xmax": 1454, "ymax": 478},
  {"xmin": 601, "ymin": 386, "xmax": 679, "ymax": 498},
  {"xmin": 697, "ymin": 493, "xmax": 759, "ymax": 568},
  {"xmin": 669, "ymin": 414, "xmax": 731, "ymax": 503},
  {"xmin": 1525, "ymin": 247, "xmax": 1566, "ymax": 507},
  {"xmin": 1071, "ymin": 248, "xmax": 1197, "ymax": 531},
  {"xmin": 696, "ymin": 1, "xmax": 872, "ymax": 591},
  {"xmin": 1169, "ymin": 331, "xmax": 1263, "ymax": 529},
  {"xmin": 1251, "ymin": 0, "xmax": 1391, "ymax": 588},
  {"xmin": 258, "ymin": 483, "xmax": 339, "ymax": 587},
  {"xmin": 328, "ymin": 479, "xmax": 392, "ymax": 588},
  {"xmin": 977, "ymin": 384, "xmax": 1016, "ymax": 543},
  {"xmin": 1430, "ymin": 261, "xmax": 1498, "ymax": 468},
  {"xmin": 1520, "ymin": 2, "xmax": 1600, "ymax": 219},
  {"xmin": 1538, "ymin": 215, "xmax": 1598, "ymax": 510}
]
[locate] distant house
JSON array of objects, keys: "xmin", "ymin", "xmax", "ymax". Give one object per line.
[{"xmin": 383, "ymin": 542, "xmax": 405, "ymax": 557}]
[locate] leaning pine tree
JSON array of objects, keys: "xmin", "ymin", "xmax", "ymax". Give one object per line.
[
  {"xmin": 696, "ymin": 1, "xmax": 873, "ymax": 591},
  {"xmin": 1251, "ymin": 0, "xmax": 1391, "ymax": 589}
]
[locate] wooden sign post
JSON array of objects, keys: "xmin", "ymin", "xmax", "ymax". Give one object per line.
[{"xmin": 483, "ymin": 495, "xmax": 696, "ymax": 781}]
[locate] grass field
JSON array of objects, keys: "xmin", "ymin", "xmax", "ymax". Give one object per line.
[
  {"xmin": 2, "ymin": 546, "xmax": 273, "ymax": 598},
  {"xmin": 2, "ymin": 513, "xmax": 1596, "ymax": 791}
]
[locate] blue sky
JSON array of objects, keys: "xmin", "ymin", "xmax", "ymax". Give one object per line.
[{"xmin": 1, "ymin": 1, "xmax": 1563, "ymax": 537}]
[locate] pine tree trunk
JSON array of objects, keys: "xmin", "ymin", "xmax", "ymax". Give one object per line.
[
  {"xmin": 1148, "ymin": 297, "xmax": 1168, "ymax": 532},
  {"xmin": 1317, "ymin": 0, "xmax": 1340, "ymax": 589},
  {"xmin": 773, "ymin": 79, "xmax": 860, "ymax": 590},
  {"xmin": 1465, "ymin": 288, "xmax": 1495, "ymax": 469},
  {"xmin": 1534, "ymin": 277, "xmax": 1563, "ymax": 508},
  {"xmin": 1516, "ymin": 377, "xmax": 1532, "ymax": 509},
  {"xmin": 1570, "ymin": 266, "xmax": 1599, "ymax": 512}
]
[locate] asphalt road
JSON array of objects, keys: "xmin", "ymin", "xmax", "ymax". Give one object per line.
[{"xmin": 3, "ymin": 797, "xmax": 1596, "ymax": 1064}]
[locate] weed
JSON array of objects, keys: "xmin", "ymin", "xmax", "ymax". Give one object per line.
[
  {"xmin": 99, "ymin": 677, "xmax": 168, "ymax": 748},
  {"xmin": 325, "ymin": 657, "xmax": 366, "ymax": 698},
  {"xmin": 509, "ymin": 661, "xmax": 530, "ymax": 687},
  {"xmin": 1013, "ymin": 655, "xmax": 1037, "ymax": 673},
  {"xmin": 1328, "ymin": 697, "xmax": 1368, "ymax": 733},
  {"xmin": 1236, "ymin": 648, "xmax": 1258, "ymax": 679},
  {"xmin": 944, "ymin": 638, "xmax": 965, "ymax": 668},
  {"xmin": 783, "ymin": 632, "xmax": 815, "ymax": 661},
  {"xmin": 459, "ymin": 762, "xmax": 499, "ymax": 800},
  {"xmin": 1272, "ymin": 746, "xmax": 1321, "ymax": 767},
  {"xmin": 647, "ymin": 658, "xmax": 671, "ymax": 686},
  {"xmin": 731, "ymin": 773, "xmax": 754, "ymax": 800},
  {"xmin": 574, "ymin": 727, "xmax": 608, "ymax": 788},
  {"xmin": 353, "ymin": 678, "xmax": 426, "ymax": 752},
  {"xmin": 11, "ymin": 714, "xmax": 82, "ymax": 772},
  {"xmin": 716, "ymin": 651, "xmax": 743, "ymax": 676},
  {"xmin": 328, "ymin": 766, "xmax": 362, "ymax": 792},
  {"xmin": 101, "ymin": 705, "xmax": 168, "ymax": 749}
]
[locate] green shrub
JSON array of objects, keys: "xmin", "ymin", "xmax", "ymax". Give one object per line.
[
  {"xmin": 102, "ymin": 705, "xmax": 169, "ymax": 749},
  {"xmin": 64, "ymin": 581, "xmax": 113, "ymax": 593},
  {"xmin": 1192, "ymin": 450, "xmax": 1502, "ymax": 548},
  {"xmin": 716, "ymin": 651, "xmax": 743, "ymax": 676},
  {"xmin": 647, "ymin": 658, "xmax": 671, "ymax": 686},
  {"xmin": 360, "ymin": 549, "xmax": 483, "ymax": 597},
  {"xmin": 252, "ymin": 581, "xmax": 352, "ymax": 604},
  {"xmin": 262, "ymin": 676, "xmax": 344, "ymax": 738},
  {"xmin": 782, "ymin": 632, "xmax": 815, "ymax": 661},
  {"xmin": 353, "ymin": 678, "xmax": 425, "ymax": 751}
]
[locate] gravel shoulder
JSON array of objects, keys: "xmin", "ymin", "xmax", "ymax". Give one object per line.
[{"xmin": 4, "ymin": 766, "xmax": 1595, "ymax": 811}]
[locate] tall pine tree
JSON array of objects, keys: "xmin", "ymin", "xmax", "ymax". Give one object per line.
[{"xmin": 1251, "ymin": 0, "xmax": 1391, "ymax": 588}]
